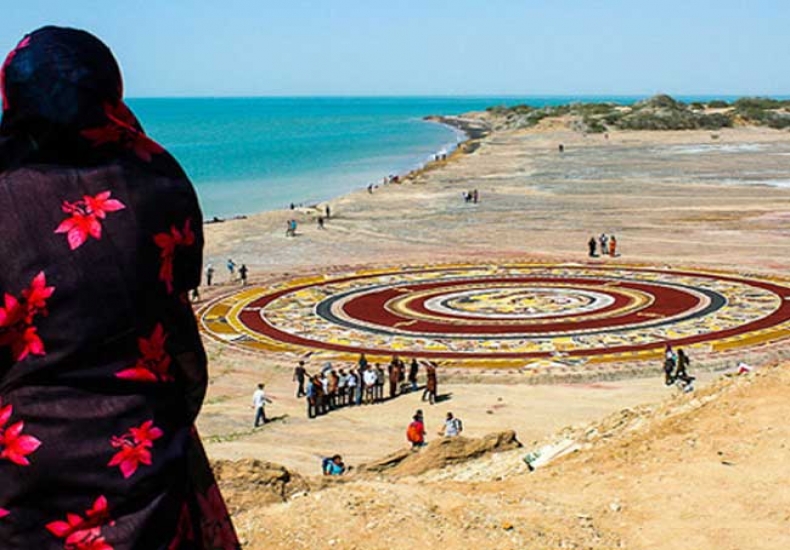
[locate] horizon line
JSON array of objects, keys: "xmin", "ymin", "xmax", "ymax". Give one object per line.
[{"xmin": 126, "ymin": 92, "xmax": 790, "ymax": 101}]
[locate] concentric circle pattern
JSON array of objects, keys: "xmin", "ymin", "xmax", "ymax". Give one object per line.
[{"xmin": 199, "ymin": 264, "xmax": 790, "ymax": 367}]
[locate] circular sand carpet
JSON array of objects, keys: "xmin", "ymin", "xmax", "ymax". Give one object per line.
[{"xmin": 199, "ymin": 263, "xmax": 790, "ymax": 368}]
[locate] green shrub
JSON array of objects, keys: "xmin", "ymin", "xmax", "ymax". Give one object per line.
[{"xmin": 707, "ymin": 99, "xmax": 730, "ymax": 108}]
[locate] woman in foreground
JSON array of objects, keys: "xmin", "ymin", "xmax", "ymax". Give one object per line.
[{"xmin": 0, "ymin": 27, "xmax": 239, "ymax": 549}]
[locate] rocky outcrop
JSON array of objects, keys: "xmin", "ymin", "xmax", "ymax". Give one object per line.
[{"xmin": 358, "ymin": 430, "xmax": 522, "ymax": 478}]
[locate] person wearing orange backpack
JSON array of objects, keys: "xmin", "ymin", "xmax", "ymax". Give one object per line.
[{"xmin": 406, "ymin": 410, "xmax": 426, "ymax": 449}]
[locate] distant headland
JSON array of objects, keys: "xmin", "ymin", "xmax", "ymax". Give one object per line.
[{"xmin": 427, "ymin": 94, "xmax": 790, "ymax": 137}]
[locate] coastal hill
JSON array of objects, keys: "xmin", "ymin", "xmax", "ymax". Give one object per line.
[
  {"xmin": 215, "ymin": 364, "xmax": 790, "ymax": 550},
  {"xmin": 428, "ymin": 94, "xmax": 790, "ymax": 137}
]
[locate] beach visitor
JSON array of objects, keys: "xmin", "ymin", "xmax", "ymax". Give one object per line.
[
  {"xmin": 364, "ymin": 367, "xmax": 377, "ymax": 404},
  {"xmin": 314, "ymin": 374, "xmax": 326, "ymax": 415},
  {"xmin": 252, "ymin": 383, "xmax": 272, "ymax": 427},
  {"xmin": 327, "ymin": 369, "xmax": 339, "ymax": 409},
  {"xmin": 664, "ymin": 344, "xmax": 677, "ymax": 385},
  {"xmin": 407, "ymin": 412, "xmax": 427, "ymax": 449},
  {"xmin": 473, "ymin": 189, "xmax": 478, "ymax": 203},
  {"xmin": 227, "ymin": 257, "xmax": 237, "ymax": 278},
  {"xmin": 408, "ymin": 358, "xmax": 419, "ymax": 392},
  {"xmin": 389, "ymin": 358, "xmax": 400, "ymax": 399},
  {"xmin": 588, "ymin": 237, "xmax": 597, "ymax": 257},
  {"xmin": 205, "ymin": 262, "xmax": 215, "ymax": 285},
  {"xmin": 322, "ymin": 455, "xmax": 346, "ymax": 476},
  {"xmin": 294, "ymin": 360, "xmax": 307, "ymax": 397},
  {"xmin": 675, "ymin": 349, "xmax": 695, "ymax": 384},
  {"xmin": 423, "ymin": 362, "xmax": 438, "ymax": 405},
  {"xmin": 317, "ymin": 215, "xmax": 324, "ymax": 229},
  {"xmin": 354, "ymin": 365, "xmax": 365, "ymax": 406},
  {"xmin": 599, "ymin": 234, "xmax": 608, "ymax": 256},
  {"xmin": 441, "ymin": 412, "xmax": 463, "ymax": 437},
  {"xmin": 375, "ymin": 364, "xmax": 386, "ymax": 401},
  {"xmin": 320, "ymin": 372, "xmax": 330, "ymax": 412},
  {"xmin": 306, "ymin": 377, "xmax": 317, "ymax": 418},
  {"xmin": 337, "ymin": 369, "xmax": 348, "ymax": 405},
  {"xmin": 325, "ymin": 205, "xmax": 331, "ymax": 218},
  {"xmin": 239, "ymin": 263, "xmax": 248, "ymax": 285},
  {"xmin": 346, "ymin": 368, "xmax": 358, "ymax": 407},
  {"xmin": 558, "ymin": 144, "xmax": 565, "ymax": 153},
  {"xmin": 358, "ymin": 353, "xmax": 368, "ymax": 370},
  {"xmin": 0, "ymin": 27, "xmax": 239, "ymax": 548},
  {"xmin": 609, "ymin": 235, "xmax": 617, "ymax": 257}
]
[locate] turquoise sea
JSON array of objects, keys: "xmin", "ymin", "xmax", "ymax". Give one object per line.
[{"xmin": 128, "ymin": 96, "xmax": 743, "ymax": 218}]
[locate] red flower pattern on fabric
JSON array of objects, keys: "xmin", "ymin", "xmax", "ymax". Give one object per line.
[
  {"xmin": 46, "ymin": 495, "xmax": 114, "ymax": 550},
  {"xmin": 108, "ymin": 420, "xmax": 163, "ymax": 479},
  {"xmin": 115, "ymin": 324, "xmax": 173, "ymax": 382},
  {"xmin": 81, "ymin": 102, "xmax": 165, "ymax": 162},
  {"xmin": 167, "ymin": 502, "xmax": 195, "ymax": 550},
  {"xmin": 154, "ymin": 219, "xmax": 195, "ymax": 294},
  {"xmin": 198, "ymin": 484, "xmax": 237, "ymax": 550},
  {"xmin": 0, "ymin": 400, "xmax": 42, "ymax": 466},
  {"xmin": 55, "ymin": 191, "xmax": 125, "ymax": 250},
  {"xmin": 0, "ymin": 35, "xmax": 31, "ymax": 110},
  {"xmin": 0, "ymin": 508, "xmax": 8, "ymax": 519},
  {"xmin": 0, "ymin": 272, "xmax": 54, "ymax": 362}
]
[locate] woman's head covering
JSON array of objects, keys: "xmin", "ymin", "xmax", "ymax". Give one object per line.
[{"xmin": 0, "ymin": 26, "xmax": 168, "ymax": 171}]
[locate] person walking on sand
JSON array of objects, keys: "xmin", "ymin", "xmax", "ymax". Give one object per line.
[
  {"xmin": 294, "ymin": 360, "xmax": 307, "ymax": 397},
  {"xmin": 609, "ymin": 235, "xmax": 617, "ymax": 257},
  {"xmin": 675, "ymin": 349, "xmax": 695, "ymax": 384},
  {"xmin": 407, "ymin": 412, "xmax": 426, "ymax": 449},
  {"xmin": 423, "ymin": 362, "xmax": 438, "ymax": 405},
  {"xmin": 440, "ymin": 412, "xmax": 463, "ymax": 437},
  {"xmin": 252, "ymin": 383, "xmax": 272, "ymax": 427},
  {"xmin": 317, "ymin": 215, "xmax": 324, "ymax": 229},
  {"xmin": 227, "ymin": 258, "xmax": 237, "ymax": 280},
  {"xmin": 205, "ymin": 262, "xmax": 215, "ymax": 286},
  {"xmin": 588, "ymin": 237, "xmax": 597, "ymax": 257}
]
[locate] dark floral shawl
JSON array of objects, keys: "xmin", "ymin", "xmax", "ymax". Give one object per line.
[{"xmin": 0, "ymin": 27, "xmax": 239, "ymax": 550}]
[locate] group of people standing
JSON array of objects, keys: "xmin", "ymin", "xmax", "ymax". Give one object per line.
[
  {"xmin": 293, "ymin": 355, "xmax": 439, "ymax": 419},
  {"xmin": 463, "ymin": 189, "xmax": 479, "ymax": 203},
  {"xmin": 663, "ymin": 345, "xmax": 695, "ymax": 390},
  {"xmin": 588, "ymin": 233, "xmax": 618, "ymax": 257}
]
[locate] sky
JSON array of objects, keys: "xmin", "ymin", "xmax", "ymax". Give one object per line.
[{"xmin": 2, "ymin": 0, "xmax": 789, "ymax": 98}]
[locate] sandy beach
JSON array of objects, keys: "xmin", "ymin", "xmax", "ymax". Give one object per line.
[
  {"xmin": 195, "ymin": 117, "xmax": 790, "ymax": 549},
  {"xmin": 198, "ymin": 118, "xmax": 790, "ymax": 465}
]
